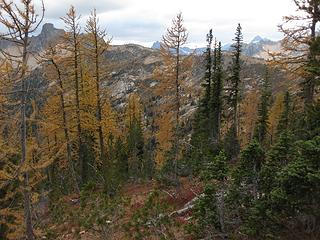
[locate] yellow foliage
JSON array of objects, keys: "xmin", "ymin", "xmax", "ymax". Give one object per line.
[
  {"xmin": 239, "ymin": 89, "xmax": 259, "ymax": 146},
  {"xmin": 102, "ymin": 100, "xmax": 120, "ymax": 139},
  {"xmin": 269, "ymin": 93, "xmax": 285, "ymax": 141},
  {"xmin": 155, "ymin": 112, "xmax": 174, "ymax": 167},
  {"xmin": 125, "ymin": 93, "xmax": 143, "ymax": 127}
]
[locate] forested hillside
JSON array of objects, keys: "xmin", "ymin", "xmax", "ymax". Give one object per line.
[{"xmin": 0, "ymin": 0, "xmax": 319, "ymax": 239}]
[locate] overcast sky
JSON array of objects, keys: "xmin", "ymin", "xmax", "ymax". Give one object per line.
[{"xmin": 39, "ymin": 0, "xmax": 298, "ymax": 47}]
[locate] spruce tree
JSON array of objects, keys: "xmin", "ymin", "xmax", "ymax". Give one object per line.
[
  {"xmin": 224, "ymin": 24, "xmax": 243, "ymax": 160},
  {"xmin": 187, "ymin": 29, "xmax": 216, "ymax": 174},
  {"xmin": 126, "ymin": 116, "xmax": 145, "ymax": 179},
  {"xmin": 229, "ymin": 23, "xmax": 243, "ymax": 139},
  {"xmin": 211, "ymin": 42, "xmax": 224, "ymax": 142},
  {"xmin": 276, "ymin": 91, "xmax": 291, "ymax": 136},
  {"xmin": 202, "ymin": 29, "xmax": 213, "ymax": 120},
  {"xmin": 254, "ymin": 67, "xmax": 272, "ymax": 146}
]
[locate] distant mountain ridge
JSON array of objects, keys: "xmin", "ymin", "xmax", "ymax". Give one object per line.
[
  {"xmin": 151, "ymin": 36, "xmax": 282, "ymax": 59},
  {"xmin": 151, "ymin": 41, "xmax": 206, "ymax": 55},
  {"xmin": 0, "ymin": 22, "xmax": 282, "ymax": 60}
]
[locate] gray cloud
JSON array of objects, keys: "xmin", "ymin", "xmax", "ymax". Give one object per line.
[
  {"xmin": 41, "ymin": 0, "xmax": 128, "ymax": 19},
  {"xmin": 105, "ymin": 19, "xmax": 164, "ymax": 42}
]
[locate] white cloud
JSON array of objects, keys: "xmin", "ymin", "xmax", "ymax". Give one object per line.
[{"xmin": 34, "ymin": 0, "xmax": 298, "ymax": 46}]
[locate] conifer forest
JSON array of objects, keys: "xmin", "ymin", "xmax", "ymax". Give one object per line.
[{"xmin": 0, "ymin": 0, "xmax": 319, "ymax": 239}]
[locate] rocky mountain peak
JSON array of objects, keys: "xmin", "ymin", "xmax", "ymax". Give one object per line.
[
  {"xmin": 251, "ymin": 35, "xmax": 264, "ymax": 44},
  {"xmin": 151, "ymin": 41, "xmax": 161, "ymax": 49},
  {"xmin": 41, "ymin": 23, "xmax": 55, "ymax": 31},
  {"xmin": 29, "ymin": 23, "xmax": 65, "ymax": 52}
]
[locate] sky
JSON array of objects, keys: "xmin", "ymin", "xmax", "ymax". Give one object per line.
[{"xmin": 38, "ymin": 0, "xmax": 298, "ymax": 48}]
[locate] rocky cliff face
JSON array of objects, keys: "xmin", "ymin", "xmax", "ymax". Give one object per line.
[
  {"xmin": 29, "ymin": 23, "xmax": 65, "ymax": 52},
  {"xmin": 104, "ymin": 43, "xmax": 288, "ymax": 113},
  {"xmin": 0, "ymin": 23, "xmax": 64, "ymax": 53}
]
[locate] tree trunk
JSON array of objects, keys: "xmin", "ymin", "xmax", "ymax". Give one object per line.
[
  {"xmin": 173, "ymin": 44, "xmax": 180, "ymax": 182},
  {"xmin": 21, "ymin": 34, "xmax": 34, "ymax": 240},
  {"xmin": 53, "ymin": 60, "xmax": 79, "ymax": 193},
  {"xmin": 73, "ymin": 28, "xmax": 83, "ymax": 185},
  {"xmin": 94, "ymin": 32, "xmax": 105, "ymax": 162}
]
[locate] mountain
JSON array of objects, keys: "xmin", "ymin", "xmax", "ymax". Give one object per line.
[
  {"xmin": 222, "ymin": 35, "xmax": 282, "ymax": 59},
  {"xmin": 244, "ymin": 35, "xmax": 281, "ymax": 59},
  {"xmin": 29, "ymin": 23, "xmax": 65, "ymax": 52},
  {"xmin": 151, "ymin": 41, "xmax": 161, "ymax": 49},
  {"xmin": 151, "ymin": 41, "xmax": 206, "ymax": 55},
  {"xmin": 0, "ymin": 23, "xmax": 65, "ymax": 53},
  {"xmin": 250, "ymin": 35, "xmax": 264, "ymax": 44},
  {"xmin": 0, "ymin": 23, "xmax": 290, "ymax": 117}
]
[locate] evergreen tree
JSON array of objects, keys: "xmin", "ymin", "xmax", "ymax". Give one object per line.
[
  {"xmin": 125, "ymin": 94, "xmax": 145, "ymax": 179},
  {"xmin": 229, "ymin": 23, "xmax": 243, "ymax": 140},
  {"xmin": 211, "ymin": 42, "xmax": 224, "ymax": 142},
  {"xmin": 276, "ymin": 91, "xmax": 291, "ymax": 136},
  {"xmin": 79, "ymin": 131, "xmax": 96, "ymax": 185},
  {"xmin": 188, "ymin": 184, "xmax": 220, "ymax": 238},
  {"xmin": 187, "ymin": 30, "xmax": 222, "ymax": 174},
  {"xmin": 114, "ymin": 137, "xmax": 129, "ymax": 181},
  {"xmin": 224, "ymin": 24, "xmax": 243, "ymax": 160},
  {"xmin": 126, "ymin": 117, "xmax": 145, "ymax": 179},
  {"xmin": 233, "ymin": 140, "xmax": 264, "ymax": 202},
  {"xmin": 202, "ymin": 29, "xmax": 214, "ymax": 125},
  {"xmin": 189, "ymin": 151, "xmax": 228, "ymax": 238},
  {"xmin": 254, "ymin": 67, "xmax": 272, "ymax": 146}
]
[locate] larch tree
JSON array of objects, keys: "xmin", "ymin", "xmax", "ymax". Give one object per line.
[
  {"xmin": 162, "ymin": 12, "xmax": 188, "ymax": 129},
  {"xmin": 84, "ymin": 9, "xmax": 111, "ymax": 162},
  {"xmin": 156, "ymin": 12, "xmax": 190, "ymax": 178},
  {"xmin": 40, "ymin": 46, "xmax": 79, "ymax": 192},
  {"xmin": 0, "ymin": 0, "xmax": 44, "ymax": 239},
  {"xmin": 61, "ymin": 6, "xmax": 85, "ymax": 184},
  {"xmin": 273, "ymin": 0, "xmax": 320, "ymax": 105}
]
